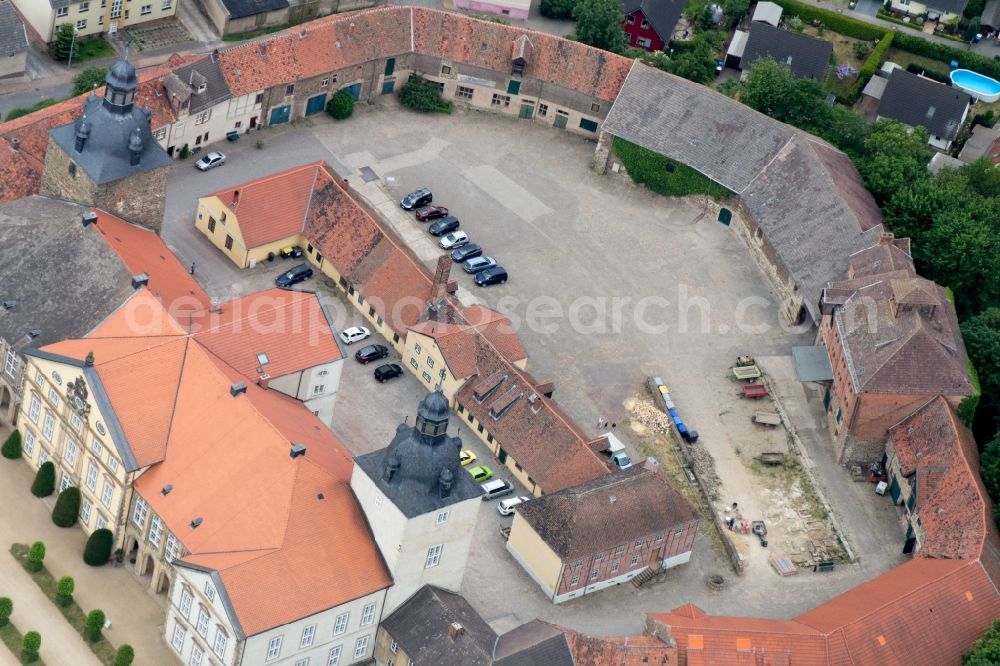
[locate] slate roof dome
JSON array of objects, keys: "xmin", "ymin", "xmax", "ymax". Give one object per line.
[
  {"xmin": 105, "ymin": 58, "xmax": 139, "ymax": 93},
  {"xmin": 418, "ymin": 389, "xmax": 451, "ymax": 426}
]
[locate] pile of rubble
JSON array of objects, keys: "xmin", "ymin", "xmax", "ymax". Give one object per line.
[{"xmin": 631, "ymin": 398, "xmax": 674, "ymax": 433}]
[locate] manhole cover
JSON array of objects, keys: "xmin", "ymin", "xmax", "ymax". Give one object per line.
[
  {"xmin": 706, "ymin": 574, "xmax": 726, "ymax": 591},
  {"xmin": 359, "ymin": 166, "xmax": 379, "ymax": 182}
]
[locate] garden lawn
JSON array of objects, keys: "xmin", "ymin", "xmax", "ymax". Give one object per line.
[
  {"xmin": 70, "ymin": 38, "xmax": 114, "ymax": 64},
  {"xmin": 884, "ymin": 47, "xmax": 951, "ymax": 74},
  {"xmin": 802, "ymin": 26, "xmax": 869, "ymax": 97},
  {"xmin": 0, "ymin": 621, "xmax": 48, "ymax": 666}
]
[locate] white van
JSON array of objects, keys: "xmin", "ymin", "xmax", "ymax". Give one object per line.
[{"xmin": 480, "ymin": 479, "xmax": 513, "ymax": 501}]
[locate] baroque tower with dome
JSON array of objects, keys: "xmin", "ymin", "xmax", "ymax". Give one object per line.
[
  {"xmin": 351, "ymin": 390, "xmax": 483, "ymax": 613},
  {"xmin": 40, "ymin": 57, "xmax": 172, "ymax": 230}
]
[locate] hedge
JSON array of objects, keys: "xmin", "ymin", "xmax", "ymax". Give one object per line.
[
  {"xmin": 892, "ymin": 32, "xmax": 1000, "ymax": 80},
  {"xmin": 770, "ymin": 0, "xmax": 886, "ymax": 40},
  {"xmin": 850, "ymin": 31, "xmax": 893, "ymax": 100},
  {"xmin": 30, "ymin": 462, "xmax": 55, "ymax": 498},
  {"xmin": 613, "ymin": 137, "xmax": 734, "ymax": 199},
  {"xmin": 52, "ymin": 487, "xmax": 80, "ymax": 528},
  {"xmin": 83, "ymin": 529, "xmax": 112, "ymax": 567},
  {"xmin": 1, "ymin": 431, "xmax": 21, "ymax": 460}
]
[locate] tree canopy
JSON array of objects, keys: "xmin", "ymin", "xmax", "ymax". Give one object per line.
[{"xmin": 572, "ymin": 0, "xmax": 628, "ymax": 53}]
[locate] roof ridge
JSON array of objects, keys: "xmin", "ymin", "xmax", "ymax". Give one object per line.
[
  {"xmin": 940, "ymin": 405, "xmax": 989, "ymax": 558},
  {"xmin": 158, "ymin": 336, "xmax": 193, "ymax": 465},
  {"xmin": 209, "ymin": 161, "xmax": 324, "ymax": 201}
]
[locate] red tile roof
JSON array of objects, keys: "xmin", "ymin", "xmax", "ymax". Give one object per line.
[{"xmin": 410, "ymin": 305, "xmax": 527, "ymax": 379}]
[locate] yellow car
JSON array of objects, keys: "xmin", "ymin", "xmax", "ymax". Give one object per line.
[{"xmin": 460, "ymin": 450, "xmax": 476, "ymax": 466}]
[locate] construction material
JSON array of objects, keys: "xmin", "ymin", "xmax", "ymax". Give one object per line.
[{"xmin": 752, "ymin": 411, "xmax": 781, "ymax": 426}]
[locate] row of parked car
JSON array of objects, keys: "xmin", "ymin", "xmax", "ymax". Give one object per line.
[{"xmin": 400, "ymin": 188, "xmax": 509, "ymax": 287}]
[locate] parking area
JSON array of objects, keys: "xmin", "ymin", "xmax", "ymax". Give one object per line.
[{"xmin": 160, "ymin": 101, "xmax": 904, "ymax": 635}]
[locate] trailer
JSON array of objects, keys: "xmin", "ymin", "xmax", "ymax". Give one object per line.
[
  {"xmin": 732, "ymin": 364, "xmax": 762, "ymax": 381},
  {"xmin": 752, "ymin": 411, "xmax": 781, "ymax": 426},
  {"xmin": 741, "ymin": 384, "xmax": 769, "ymax": 400}
]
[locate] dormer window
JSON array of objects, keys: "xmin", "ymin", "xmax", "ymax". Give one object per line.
[{"xmin": 473, "ymin": 372, "xmax": 506, "ymax": 404}]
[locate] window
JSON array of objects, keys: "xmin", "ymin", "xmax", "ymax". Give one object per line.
[
  {"xmin": 171, "ymin": 623, "xmax": 185, "ymax": 651},
  {"xmin": 491, "ymin": 93, "xmax": 511, "ymax": 108},
  {"xmin": 266, "ymin": 636, "xmax": 282, "ymax": 660},
  {"xmin": 38, "ymin": 449, "xmax": 48, "ymax": 466},
  {"xmin": 579, "ymin": 118, "xmax": 599, "ymax": 132},
  {"xmin": 436, "ymin": 510, "xmax": 449, "ymax": 525},
  {"xmin": 24, "ymin": 431, "xmax": 34, "ymax": 456},
  {"xmin": 360, "ymin": 602, "xmax": 376, "ymax": 626},
  {"xmin": 34, "ymin": 371, "xmax": 44, "ymax": 387},
  {"xmin": 595, "ymin": 551, "xmax": 604, "ymax": 560},
  {"xmin": 163, "ymin": 0, "xmax": 172, "ymax": 8},
  {"xmin": 179, "ymin": 588, "xmax": 193, "ymax": 618},
  {"xmin": 641, "ymin": 18, "xmax": 649, "ymax": 27},
  {"xmin": 312, "ymin": 384, "xmax": 325, "ymax": 395},
  {"xmin": 390, "ymin": 640, "xmax": 398, "ymax": 654},
  {"xmin": 456, "ymin": 86, "xmax": 474, "ymax": 100},
  {"xmin": 507, "ymin": 80, "xmax": 521, "ymax": 95},
  {"xmin": 425, "ymin": 544, "xmax": 443, "ymax": 568},
  {"xmin": 426, "ymin": 357, "xmax": 435, "ymax": 369},
  {"xmin": 591, "ymin": 103, "xmax": 601, "ymax": 113},
  {"xmin": 189, "ymin": 644, "xmax": 203, "ymax": 666},
  {"xmin": 95, "ymin": 513, "xmax": 107, "ymax": 529},
  {"xmin": 255, "ymin": 93, "xmax": 264, "ymax": 104},
  {"xmin": 76, "ymin": 19, "xmax": 87, "ymax": 30},
  {"xmin": 635, "ymin": 538, "xmax": 644, "ymax": 547},
  {"xmin": 285, "ymin": 84, "xmax": 295, "ymax": 96},
  {"xmin": 196, "ymin": 606, "xmax": 209, "ymax": 637},
  {"xmin": 195, "ymin": 111, "xmax": 211, "ymax": 125},
  {"xmin": 132, "ymin": 496, "xmax": 148, "ymax": 529},
  {"xmin": 60, "ymin": 475, "xmax": 72, "ymax": 492},
  {"xmin": 625, "ymin": 14, "xmax": 635, "ymax": 23},
  {"xmin": 66, "ymin": 440, "xmax": 78, "ymax": 465},
  {"xmin": 28, "ymin": 395, "xmax": 40, "ymax": 423},
  {"xmin": 441, "ymin": 64, "xmax": 452, "ymax": 75},
  {"xmin": 57, "ymin": 7, "xmax": 68, "ymax": 16},
  {"xmin": 410, "ymin": 358, "xmax": 419, "ymax": 370},
  {"xmin": 206, "ymin": 217, "xmax": 216, "ymax": 233},
  {"xmin": 300, "ymin": 624, "xmax": 316, "ymax": 648},
  {"xmin": 422, "ymin": 372, "xmax": 432, "ymax": 383},
  {"xmin": 86, "ymin": 463, "xmax": 98, "ymax": 492},
  {"xmin": 224, "ymin": 235, "xmax": 233, "ymax": 250},
  {"xmin": 630, "ymin": 554, "xmax": 640, "ymax": 566},
  {"xmin": 353, "ymin": 636, "xmax": 369, "ymax": 659},
  {"xmin": 204, "ymin": 581, "xmax": 215, "ymax": 602},
  {"xmin": 615, "ymin": 544, "xmax": 625, "ymax": 555},
  {"xmin": 3, "ymin": 348, "xmax": 16, "ymax": 377},
  {"xmin": 100, "ymin": 479, "xmax": 114, "ymax": 509},
  {"xmin": 92, "ymin": 438, "xmax": 103, "ymax": 456},
  {"xmin": 108, "ymin": 457, "xmax": 118, "ymax": 473},
  {"xmin": 141, "ymin": 4, "xmax": 152, "ymax": 15},
  {"xmin": 42, "ymin": 413, "xmax": 55, "ymax": 440},
  {"xmin": 538, "ymin": 103, "xmax": 548, "ymax": 117},
  {"xmin": 213, "ymin": 629, "xmax": 227, "ymax": 659},
  {"xmin": 295, "ymin": 660, "xmax": 309, "ymax": 666},
  {"xmin": 80, "ymin": 498, "xmax": 92, "ymax": 524},
  {"xmin": 590, "ymin": 569, "xmax": 599, "ymax": 580},
  {"xmin": 333, "ymin": 612, "xmax": 349, "ymax": 635},
  {"xmin": 149, "ymin": 515, "xmax": 164, "ymax": 547},
  {"xmin": 327, "ymin": 646, "xmax": 342, "ymax": 666},
  {"xmin": 637, "ymin": 37, "xmax": 652, "ymax": 48},
  {"xmin": 47, "ymin": 387, "xmax": 59, "ymax": 405},
  {"xmin": 166, "ymin": 534, "xmax": 180, "ymax": 563},
  {"xmin": 321, "ymin": 77, "xmax": 330, "ymax": 87},
  {"xmin": 70, "ymin": 413, "xmax": 82, "ymax": 431},
  {"xmin": 611, "ymin": 560, "xmax": 620, "ymax": 572}
]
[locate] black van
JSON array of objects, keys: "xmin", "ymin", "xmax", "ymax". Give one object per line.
[
  {"xmin": 400, "ymin": 188, "xmax": 433, "ymax": 210},
  {"xmin": 474, "ymin": 266, "xmax": 507, "ymax": 287},
  {"xmin": 275, "ymin": 264, "xmax": 313, "ymax": 288}
]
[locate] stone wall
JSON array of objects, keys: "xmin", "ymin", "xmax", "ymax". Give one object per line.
[
  {"xmin": 39, "ymin": 139, "xmax": 100, "ymax": 209},
  {"xmin": 94, "ymin": 166, "xmax": 169, "ymax": 231}
]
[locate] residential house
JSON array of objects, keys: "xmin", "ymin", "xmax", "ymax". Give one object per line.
[
  {"xmin": 0, "ymin": 1, "xmax": 27, "ymax": 79},
  {"xmin": 11, "ymin": 0, "xmax": 177, "ymax": 43},
  {"xmin": 877, "ymin": 68, "xmax": 971, "ymax": 150},
  {"xmin": 958, "ymin": 123, "xmax": 1000, "ymax": 163},
  {"xmin": 621, "ymin": 0, "xmax": 685, "ymax": 52},
  {"xmin": 739, "ymin": 23, "xmax": 833, "ymax": 81},
  {"xmin": 982, "ymin": 0, "xmax": 1000, "ymax": 32},
  {"xmin": 507, "ymin": 462, "xmax": 699, "ymax": 604},
  {"xmin": 886, "ymin": 0, "xmax": 968, "ymax": 23},
  {"xmin": 352, "ymin": 391, "xmax": 483, "ymax": 613},
  {"xmin": 160, "ymin": 54, "xmax": 233, "ymax": 157},
  {"xmin": 751, "ymin": 0, "xmax": 782, "ymax": 26},
  {"xmin": 454, "ymin": 0, "xmax": 531, "ymax": 21},
  {"xmin": 817, "ymin": 233, "xmax": 975, "ymax": 463}
]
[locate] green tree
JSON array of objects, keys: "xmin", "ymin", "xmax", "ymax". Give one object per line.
[
  {"xmin": 52, "ymin": 486, "xmax": 81, "ymax": 527},
  {"xmin": 72, "ymin": 67, "xmax": 108, "ymax": 96},
  {"xmin": 540, "ymin": 0, "xmax": 577, "ymax": 18},
  {"xmin": 27, "ymin": 541, "xmax": 45, "ymax": 573},
  {"xmin": 21, "ymin": 631, "xmax": 40, "ymax": 664},
  {"xmin": 114, "ymin": 644, "xmax": 135, "ymax": 666},
  {"xmin": 964, "ymin": 17, "xmax": 982, "ymax": 43},
  {"xmin": 0, "ymin": 598, "xmax": 12, "ymax": 628},
  {"xmin": 30, "ymin": 461, "xmax": 55, "ymax": 497},
  {"xmin": 325, "ymin": 90, "xmax": 355, "ymax": 120},
  {"xmin": 83, "ymin": 528, "xmax": 113, "ymax": 566},
  {"xmin": 572, "ymin": 0, "xmax": 628, "ymax": 53},
  {"xmin": 50, "ymin": 23, "xmax": 75, "ymax": 62},
  {"xmin": 964, "ymin": 0, "xmax": 985, "ymax": 17},
  {"xmin": 962, "ymin": 309, "xmax": 1000, "ymax": 430},
  {"xmin": 1, "ymin": 430, "xmax": 21, "ymax": 459},
  {"xmin": 742, "ymin": 58, "xmax": 797, "ymax": 118},
  {"xmin": 399, "ymin": 75, "xmax": 451, "ymax": 113},
  {"xmin": 965, "ymin": 618, "xmax": 1000, "ymax": 664},
  {"xmin": 85, "ymin": 609, "xmax": 105, "ymax": 642},
  {"xmin": 56, "ymin": 576, "xmax": 74, "ymax": 607}
]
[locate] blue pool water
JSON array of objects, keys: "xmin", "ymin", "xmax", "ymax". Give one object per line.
[{"xmin": 950, "ymin": 69, "xmax": 1000, "ymax": 101}]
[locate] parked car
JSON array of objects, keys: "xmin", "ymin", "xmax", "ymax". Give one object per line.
[
  {"xmin": 481, "ymin": 479, "xmax": 513, "ymax": 500},
  {"xmin": 339, "ymin": 326, "xmax": 371, "ymax": 345},
  {"xmin": 400, "ymin": 188, "xmax": 433, "ymax": 210},
  {"xmin": 428, "ymin": 216, "xmax": 460, "ymax": 236},
  {"xmin": 415, "ymin": 205, "xmax": 449, "ymax": 222},
  {"xmin": 439, "ymin": 231, "xmax": 469, "ymax": 250},
  {"xmin": 467, "ymin": 465, "xmax": 493, "ymax": 482},
  {"xmin": 497, "ymin": 496, "xmax": 532, "ymax": 516},
  {"xmin": 475, "ymin": 266, "xmax": 508, "ymax": 287},
  {"xmin": 463, "ymin": 256, "xmax": 497, "ymax": 274},
  {"xmin": 195, "ymin": 152, "xmax": 226, "ymax": 171},
  {"xmin": 279, "ymin": 245, "xmax": 303, "ymax": 259},
  {"xmin": 355, "ymin": 344, "xmax": 389, "ymax": 364},
  {"xmin": 275, "ymin": 263, "xmax": 313, "ymax": 288},
  {"xmin": 451, "ymin": 244, "xmax": 483, "ymax": 263},
  {"xmin": 374, "ymin": 363, "xmax": 404, "ymax": 383},
  {"xmin": 460, "ymin": 450, "xmax": 477, "ymax": 466}
]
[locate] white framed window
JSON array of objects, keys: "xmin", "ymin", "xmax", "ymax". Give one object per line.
[
  {"xmin": 189, "ymin": 643, "xmax": 203, "ymax": 666},
  {"xmin": 85, "ymin": 462, "xmax": 98, "ymax": 491},
  {"xmin": 47, "ymin": 387, "xmax": 59, "ymax": 405},
  {"xmin": 23, "ymin": 431, "xmax": 34, "ymax": 456},
  {"xmin": 333, "ymin": 612, "xmax": 349, "ymax": 635},
  {"xmin": 75, "ymin": 19, "xmax": 87, "ymax": 30},
  {"xmin": 171, "ymin": 623, "xmax": 185, "ymax": 651},
  {"xmin": 353, "ymin": 635, "xmax": 369, "ymax": 659},
  {"xmin": 312, "ymin": 384, "xmax": 325, "ymax": 395},
  {"xmin": 148, "ymin": 515, "xmax": 164, "ymax": 547},
  {"xmin": 295, "ymin": 660, "xmax": 309, "ymax": 666},
  {"xmin": 456, "ymin": 86, "xmax": 473, "ymax": 100},
  {"xmin": 204, "ymin": 581, "xmax": 215, "ymax": 602},
  {"xmin": 491, "ymin": 93, "xmax": 511, "ymax": 108},
  {"xmin": 390, "ymin": 640, "xmax": 398, "ymax": 654},
  {"xmin": 100, "ymin": 479, "xmax": 114, "ymax": 509},
  {"xmin": 266, "ymin": 636, "xmax": 282, "ymax": 661},
  {"xmin": 57, "ymin": 7, "xmax": 68, "ymax": 16},
  {"xmin": 95, "ymin": 513, "xmax": 106, "ymax": 529},
  {"xmin": 614, "ymin": 544, "xmax": 625, "ymax": 555},
  {"xmin": 108, "ymin": 456, "xmax": 118, "ymax": 473},
  {"xmin": 140, "ymin": 4, "xmax": 152, "ymax": 15},
  {"xmin": 65, "ymin": 440, "xmax": 78, "ymax": 465},
  {"xmin": 327, "ymin": 646, "xmax": 342, "ymax": 666},
  {"xmin": 300, "ymin": 623, "xmax": 316, "ymax": 648},
  {"xmin": 28, "ymin": 395, "xmax": 40, "ymax": 423},
  {"xmin": 80, "ymin": 498, "xmax": 92, "ymax": 524},
  {"xmin": 34, "ymin": 371, "xmax": 44, "ymax": 387},
  {"xmin": 42, "ymin": 413, "xmax": 55, "ymax": 440},
  {"xmin": 165, "ymin": 534, "xmax": 180, "ymax": 563},
  {"xmin": 196, "ymin": 606, "xmax": 209, "ymax": 637},
  {"xmin": 611, "ymin": 560, "xmax": 620, "ymax": 573},
  {"xmin": 630, "ymin": 554, "xmax": 640, "ymax": 566},
  {"xmin": 425, "ymin": 544, "xmax": 442, "ymax": 568},
  {"xmin": 162, "ymin": 0, "xmax": 172, "ymax": 8},
  {"xmin": 59, "ymin": 475, "xmax": 72, "ymax": 492},
  {"xmin": 360, "ymin": 602, "xmax": 376, "ymax": 626},
  {"xmin": 80, "ymin": 1, "xmax": 91, "ymax": 10},
  {"xmin": 70, "ymin": 413, "xmax": 82, "ymax": 431},
  {"xmin": 92, "ymin": 438, "xmax": 103, "ymax": 456},
  {"xmin": 195, "ymin": 110, "xmax": 211, "ymax": 124},
  {"xmin": 38, "ymin": 449, "xmax": 48, "ymax": 466},
  {"xmin": 132, "ymin": 496, "xmax": 148, "ymax": 529},
  {"xmin": 3, "ymin": 348, "xmax": 17, "ymax": 377},
  {"xmin": 213, "ymin": 629, "xmax": 228, "ymax": 659},
  {"xmin": 436, "ymin": 510, "xmax": 449, "ymax": 525},
  {"xmin": 179, "ymin": 588, "xmax": 193, "ymax": 618},
  {"xmin": 321, "ymin": 77, "xmax": 330, "ymax": 87}
]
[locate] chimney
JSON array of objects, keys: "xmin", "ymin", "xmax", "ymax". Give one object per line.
[
  {"xmin": 231, "ymin": 189, "xmax": 240, "ymax": 208},
  {"xmin": 230, "ymin": 381, "xmax": 247, "ymax": 397},
  {"xmin": 131, "ymin": 272, "xmax": 149, "ymax": 289},
  {"xmin": 81, "ymin": 211, "xmax": 98, "ymax": 227},
  {"xmin": 190, "ymin": 517, "xmax": 203, "ymax": 528},
  {"xmin": 10, "ymin": 137, "xmax": 19, "ymax": 150},
  {"xmin": 85, "ymin": 351, "xmax": 95, "ymax": 367},
  {"xmin": 2, "ymin": 300, "xmax": 16, "ymax": 311},
  {"xmin": 448, "ymin": 623, "xmax": 465, "ymax": 641},
  {"xmin": 74, "ymin": 120, "xmax": 91, "ymax": 153},
  {"xmin": 290, "ymin": 443, "xmax": 306, "ymax": 458},
  {"xmin": 878, "ymin": 232, "xmax": 894, "ymax": 245},
  {"xmin": 161, "ymin": 484, "xmax": 173, "ymax": 495},
  {"xmin": 432, "ymin": 255, "xmax": 451, "ymax": 301}
]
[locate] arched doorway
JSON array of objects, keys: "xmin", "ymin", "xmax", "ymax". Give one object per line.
[
  {"xmin": 140, "ymin": 553, "xmax": 154, "ymax": 578},
  {"xmin": 0, "ymin": 387, "xmax": 11, "ymax": 425},
  {"xmin": 156, "ymin": 572, "xmax": 171, "ymax": 595},
  {"xmin": 127, "ymin": 537, "xmax": 139, "ymax": 565}
]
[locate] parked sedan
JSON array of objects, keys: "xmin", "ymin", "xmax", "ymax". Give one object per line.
[
  {"xmin": 275, "ymin": 263, "xmax": 313, "ymax": 288},
  {"xmin": 339, "ymin": 326, "xmax": 371, "ymax": 345},
  {"xmin": 194, "ymin": 151, "xmax": 226, "ymax": 171},
  {"xmin": 451, "ymin": 244, "xmax": 483, "ymax": 263},
  {"xmin": 460, "ymin": 450, "xmax": 477, "ymax": 466},
  {"xmin": 374, "ymin": 363, "xmax": 404, "ymax": 383},
  {"xmin": 428, "ymin": 216, "xmax": 460, "ymax": 236},
  {"xmin": 467, "ymin": 465, "xmax": 493, "ymax": 482},
  {"xmin": 475, "ymin": 266, "xmax": 508, "ymax": 287},
  {"xmin": 415, "ymin": 205, "xmax": 449, "ymax": 222},
  {"xmin": 400, "ymin": 188, "xmax": 433, "ymax": 210},
  {"xmin": 439, "ymin": 231, "xmax": 469, "ymax": 250},
  {"xmin": 355, "ymin": 344, "xmax": 389, "ymax": 364},
  {"xmin": 463, "ymin": 256, "xmax": 497, "ymax": 274},
  {"xmin": 497, "ymin": 496, "xmax": 532, "ymax": 516}
]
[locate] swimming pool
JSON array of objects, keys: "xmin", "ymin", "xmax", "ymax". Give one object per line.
[{"xmin": 950, "ymin": 69, "xmax": 1000, "ymax": 103}]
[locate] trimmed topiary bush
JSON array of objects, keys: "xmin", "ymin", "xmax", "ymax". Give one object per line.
[
  {"xmin": 83, "ymin": 528, "xmax": 113, "ymax": 566},
  {"xmin": 30, "ymin": 461, "xmax": 55, "ymax": 497},
  {"xmin": 1, "ymin": 430, "xmax": 21, "ymax": 459},
  {"xmin": 56, "ymin": 576, "xmax": 74, "ymax": 607},
  {"xmin": 0, "ymin": 597, "xmax": 12, "ymax": 628},
  {"xmin": 114, "ymin": 644, "xmax": 135, "ymax": 666},
  {"xmin": 52, "ymin": 486, "xmax": 81, "ymax": 527},
  {"xmin": 85, "ymin": 609, "xmax": 105, "ymax": 642},
  {"xmin": 21, "ymin": 631, "xmax": 40, "ymax": 663},
  {"xmin": 326, "ymin": 90, "xmax": 355, "ymax": 120},
  {"xmin": 27, "ymin": 541, "xmax": 45, "ymax": 573}
]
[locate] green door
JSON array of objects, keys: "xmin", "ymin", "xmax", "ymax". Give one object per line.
[
  {"xmin": 498, "ymin": 448, "xmax": 507, "ymax": 463},
  {"xmin": 384, "ymin": 58, "xmax": 395, "ymax": 76},
  {"xmin": 889, "ymin": 477, "xmax": 901, "ymax": 504},
  {"xmin": 519, "ymin": 103, "xmax": 533, "ymax": 119},
  {"xmin": 305, "ymin": 93, "xmax": 326, "ymax": 116},
  {"xmin": 554, "ymin": 113, "xmax": 568, "ymax": 129},
  {"xmin": 718, "ymin": 208, "xmax": 732, "ymax": 226}
]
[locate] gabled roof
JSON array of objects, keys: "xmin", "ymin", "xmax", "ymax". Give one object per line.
[
  {"xmin": 878, "ymin": 69, "xmax": 969, "ymax": 141},
  {"xmin": 493, "ymin": 620, "xmax": 575, "ymax": 666},
  {"xmin": 751, "ymin": 0, "xmax": 783, "ymax": 25},
  {"xmin": 741, "ymin": 24, "xmax": 833, "ymax": 81},
  {"xmin": 0, "ymin": 1, "xmax": 27, "ymax": 59},
  {"xmin": 167, "ymin": 55, "xmax": 233, "ymax": 114},
  {"xmin": 622, "ymin": 0, "xmax": 685, "ymax": 41},
  {"xmin": 409, "ymin": 305, "xmax": 527, "ymax": 379},
  {"xmin": 515, "ymin": 464, "xmax": 698, "ymax": 558},
  {"xmin": 220, "ymin": 0, "xmax": 289, "ymax": 20},
  {"xmin": 847, "ymin": 233, "xmax": 914, "ymax": 279}
]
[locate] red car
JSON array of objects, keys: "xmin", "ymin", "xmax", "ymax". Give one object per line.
[{"xmin": 415, "ymin": 205, "xmax": 449, "ymax": 222}]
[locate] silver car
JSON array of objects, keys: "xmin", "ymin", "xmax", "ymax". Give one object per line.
[
  {"xmin": 463, "ymin": 256, "xmax": 497, "ymax": 274},
  {"xmin": 194, "ymin": 151, "xmax": 226, "ymax": 171}
]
